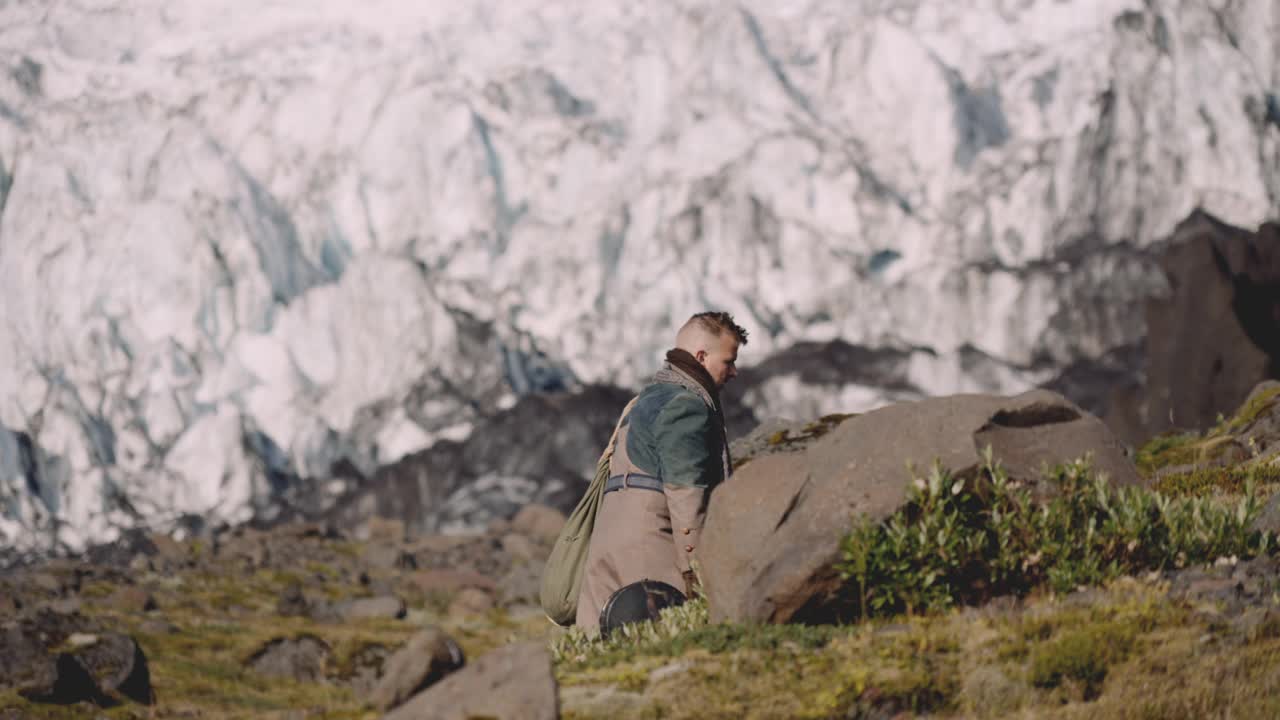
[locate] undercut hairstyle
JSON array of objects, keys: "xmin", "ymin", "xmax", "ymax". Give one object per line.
[{"xmin": 687, "ymin": 311, "xmax": 749, "ymax": 346}]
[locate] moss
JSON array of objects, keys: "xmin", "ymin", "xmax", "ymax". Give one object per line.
[
  {"xmin": 1213, "ymin": 385, "xmax": 1280, "ymax": 437},
  {"xmin": 1154, "ymin": 463, "xmax": 1280, "ymax": 498},
  {"xmin": 1135, "ymin": 432, "xmax": 1203, "ymax": 476},
  {"xmin": 1028, "ymin": 620, "xmax": 1136, "ymax": 698},
  {"xmin": 766, "ymin": 429, "xmax": 790, "ymax": 446}
]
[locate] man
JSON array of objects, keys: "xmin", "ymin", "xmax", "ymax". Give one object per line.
[{"xmin": 575, "ymin": 311, "xmax": 748, "ymax": 631}]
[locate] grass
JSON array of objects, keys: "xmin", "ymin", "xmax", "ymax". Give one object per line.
[
  {"xmin": 554, "ymin": 578, "xmax": 1280, "ymax": 719},
  {"xmin": 554, "ymin": 451, "xmax": 1280, "ymax": 718},
  {"xmin": 1153, "ymin": 462, "xmax": 1280, "ymax": 498},
  {"xmin": 0, "ymin": 559, "xmax": 556, "ymax": 720}
]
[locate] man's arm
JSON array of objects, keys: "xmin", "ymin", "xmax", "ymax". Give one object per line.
[{"xmin": 653, "ymin": 393, "xmax": 718, "ymax": 591}]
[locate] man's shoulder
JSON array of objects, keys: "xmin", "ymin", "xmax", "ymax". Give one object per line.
[
  {"xmin": 631, "ymin": 381, "xmax": 705, "ymax": 425},
  {"xmin": 636, "ymin": 380, "xmax": 702, "ymax": 407}
]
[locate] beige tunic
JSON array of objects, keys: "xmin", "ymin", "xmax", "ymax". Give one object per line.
[{"xmin": 575, "ymin": 420, "xmax": 708, "ymax": 631}]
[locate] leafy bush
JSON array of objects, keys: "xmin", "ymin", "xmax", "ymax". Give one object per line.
[{"xmin": 838, "ymin": 449, "xmax": 1275, "ymax": 618}]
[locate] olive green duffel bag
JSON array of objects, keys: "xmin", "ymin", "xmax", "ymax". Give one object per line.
[{"xmin": 539, "ymin": 397, "xmax": 637, "ymax": 626}]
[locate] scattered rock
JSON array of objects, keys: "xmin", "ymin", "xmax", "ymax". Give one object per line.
[
  {"xmin": 0, "ymin": 622, "xmax": 57, "ymax": 693},
  {"xmin": 276, "ymin": 583, "xmax": 312, "ymax": 617},
  {"xmin": 701, "ymin": 390, "xmax": 1142, "ymax": 624},
  {"xmin": 338, "ymin": 596, "xmax": 406, "ymax": 621},
  {"xmin": 382, "ymin": 642, "xmax": 556, "ymax": 720},
  {"xmin": 246, "ymin": 635, "xmax": 332, "ymax": 683},
  {"xmin": 1251, "ymin": 491, "xmax": 1280, "ymax": 536},
  {"xmin": 138, "ymin": 618, "xmax": 179, "ymax": 636},
  {"xmin": 510, "ymin": 504, "xmax": 566, "ymax": 543},
  {"xmin": 368, "ymin": 628, "xmax": 465, "ymax": 712},
  {"xmin": 147, "ymin": 532, "xmax": 191, "ymax": 571},
  {"xmin": 342, "ymin": 642, "xmax": 390, "ymax": 697},
  {"xmin": 406, "ymin": 569, "xmax": 497, "ymax": 596},
  {"xmin": 364, "ymin": 517, "xmax": 406, "ymax": 544},
  {"xmin": 361, "ymin": 542, "xmax": 409, "ymax": 571},
  {"xmin": 30, "ymin": 572, "xmax": 63, "ymax": 596},
  {"xmin": 49, "ymin": 598, "xmax": 83, "ymax": 615},
  {"xmin": 75, "ymin": 633, "xmax": 154, "ymax": 705},
  {"xmin": 107, "ymin": 587, "xmax": 158, "ymax": 613},
  {"xmin": 559, "ymin": 685, "xmax": 649, "ymax": 717},
  {"xmin": 447, "ymin": 588, "xmax": 495, "ymax": 618},
  {"xmin": 19, "ymin": 652, "xmax": 112, "ymax": 706},
  {"xmin": 499, "ymin": 532, "xmax": 538, "ymax": 562},
  {"xmin": 497, "ymin": 562, "xmax": 542, "ymax": 606}
]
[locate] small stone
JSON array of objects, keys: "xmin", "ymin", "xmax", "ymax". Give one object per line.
[
  {"xmin": 1250, "ymin": 492, "xmax": 1280, "ymax": 536},
  {"xmin": 497, "ymin": 562, "xmax": 542, "ymax": 607},
  {"xmin": 648, "ymin": 661, "xmax": 689, "ymax": 685},
  {"xmin": 407, "ymin": 569, "xmax": 497, "ymax": 596},
  {"xmin": 500, "ymin": 533, "xmax": 538, "ymax": 562},
  {"xmin": 108, "ymin": 587, "xmax": 158, "ymax": 613},
  {"xmin": 447, "ymin": 588, "xmax": 495, "ymax": 618},
  {"xmin": 338, "ymin": 595, "xmax": 406, "ymax": 621},
  {"xmin": 49, "ymin": 598, "xmax": 83, "ymax": 615},
  {"xmin": 366, "ymin": 517, "xmax": 406, "ymax": 544},
  {"xmin": 128, "ymin": 554, "xmax": 153, "ymax": 574},
  {"xmin": 510, "ymin": 505, "xmax": 566, "ymax": 543},
  {"xmin": 31, "ymin": 573, "xmax": 62, "ymax": 596},
  {"xmin": 276, "ymin": 583, "xmax": 311, "ymax": 617},
  {"xmin": 66, "ymin": 633, "xmax": 99, "ymax": 648}
]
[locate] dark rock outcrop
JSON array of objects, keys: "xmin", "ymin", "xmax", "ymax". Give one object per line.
[
  {"xmin": 326, "ymin": 385, "xmax": 632, "ymax": 537},
  {"xmin": 699, "ymin": 389, "xmax": 1141, "ymax": 624},
  {"xmin": 1049, "ymin": 212, "xmax": 1280, "ymax": 443},
  {"xmin": 382, "ymin": 641, "xmax": 556, "ymax": 720}
]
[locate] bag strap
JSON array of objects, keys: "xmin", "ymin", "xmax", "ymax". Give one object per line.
[{"xmin": 603, "ymin": 396, "xmax": 640, "ymax": 458}]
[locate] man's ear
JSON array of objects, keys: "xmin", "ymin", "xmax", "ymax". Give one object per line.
[{"xmin": 695, "ymin": 349, "xmax": 708, "ymax": 363}]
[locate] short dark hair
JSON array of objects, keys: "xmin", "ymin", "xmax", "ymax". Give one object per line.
[{"xmin": 688, "ymin": 311, "xmax": 748, "ymax": 345}]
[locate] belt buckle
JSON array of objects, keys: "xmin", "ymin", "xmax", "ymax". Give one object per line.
[{"xmin": 622, "ymin": 472, "xmax": 631, "ymax": 489}]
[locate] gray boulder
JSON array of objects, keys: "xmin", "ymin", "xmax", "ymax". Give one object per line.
[
  {"xmin": 246, "ymin": 635, "xmax": 332, "ymax": 682},
  {"xmin": 368, "ymin": 628, "xmax": 465, "ymax": 712},
  {"xmin": 338, "ymin": 596, "xmax": 407, "ymax": 621},
  {"xmin": 700, "ymin": 389, "xmax": 1142, "ymax": 624},
  {"xmin": 382, "ymin": 642, "xmax": 556, "ymax": 720}
]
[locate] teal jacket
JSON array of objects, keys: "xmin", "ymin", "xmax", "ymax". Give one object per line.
[{"xmin": 623, "ymin": 382, "xmax": 725, "ymax": 489}]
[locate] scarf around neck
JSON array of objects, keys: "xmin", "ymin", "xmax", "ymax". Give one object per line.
[{"xmin": 653, "ymin": 348, "xmax": 732, "ymax": 480}]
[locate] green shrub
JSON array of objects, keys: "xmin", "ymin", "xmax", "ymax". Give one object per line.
[{"xmin": 837, "ymin": 449, "xmax": 1275, "ymax": 618}]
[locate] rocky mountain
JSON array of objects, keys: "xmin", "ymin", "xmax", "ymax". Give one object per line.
[{"xmin": 1, "ymin": 0, "xmax": 1278, "ymax": 553}]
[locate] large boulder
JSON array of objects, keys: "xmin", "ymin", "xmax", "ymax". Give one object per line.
[
  {"xmin": 700, "ymin": 389, "xmax": 1141, "ymax": 624},
  {"xmin": 382, "ymin": 642, "xmax": 557, "ymax": 720}
]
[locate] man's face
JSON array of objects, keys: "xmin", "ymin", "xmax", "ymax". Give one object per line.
[{"xmin": 696, "ymin": 333, "xmax": 740, "ymax": 389}]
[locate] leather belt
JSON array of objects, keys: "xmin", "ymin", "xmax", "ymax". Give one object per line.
[{"xmin": 603, "ymin": 474, "xmax": 663, "ymax": 494}]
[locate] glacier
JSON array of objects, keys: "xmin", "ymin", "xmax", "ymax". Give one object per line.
[{"xmin": 0, "ymin": 0, "xmax": 1277, "ymax": 553}]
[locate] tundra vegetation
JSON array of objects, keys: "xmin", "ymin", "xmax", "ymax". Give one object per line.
[{"xmin": 5, "ymin": 391, "xmax": 1280, "ymax": 718}]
